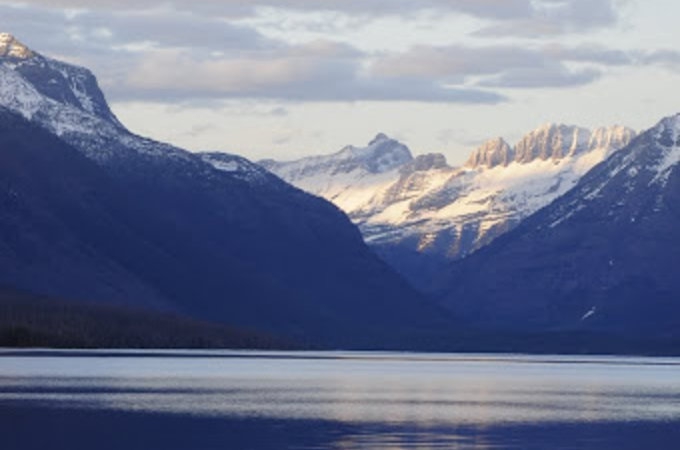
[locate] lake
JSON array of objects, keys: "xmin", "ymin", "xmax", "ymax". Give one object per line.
[{"xmin": 2, "ymin": 350, "xmax": 680, "ymax": 449}]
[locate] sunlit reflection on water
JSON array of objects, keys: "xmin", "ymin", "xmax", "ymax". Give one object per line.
[{"xmin": 2, "ymin": 351, "xmax": 680, "ymax": 448}]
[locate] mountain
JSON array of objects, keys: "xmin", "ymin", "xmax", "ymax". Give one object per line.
[
  {"xmin": 262, "ymin": 125, "xmax": 635, "ymax": 289},
  {"xmin": 0, "ymin": 34, "xmax": 454, "ymax": 348},
  {"xmin": 438, "ymin": 113, "xmax": 680, "ymax": 338},
  {"xmin": 260, "ymin": 133, "xmax": 414, "ymax": 212}
]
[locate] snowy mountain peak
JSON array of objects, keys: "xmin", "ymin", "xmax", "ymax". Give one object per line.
[
  {"xmin": 646, "ymin": 114, "xmax": 680, "ymax": 184},
  {"xmin": 265, "ymin": 121, "xmax": 636, "ymax": 287},
  {"xmin": 0, "ymin": 33, "xmax": 35, "ymax": 60},
  {"xmin": 360, "ymin": 134, "xmax": 413, "ymax": 173},
  {"xmin": 514, "ymin": 123, "xmax": 592, "ymax": 163},
  {"xmin": 369, "ymin": 132, "xmax": 391, "ymax": 145},
  {"xmin": 465, "ymin": 125, "xmax": 634, "ymax": 169},
  {"xmin": 319, "ymin": 133, "xmax": 413, "ymax": 174},
  {"xmin": 466, "ymin": 137, "xmax": 513, "ymax": 169},
  {"xmin": 0, "ymin": 35, "xmax": 123, "ymax": 131},
  {"xmin": 654, "ymin": 113, "xmax": 680, "ymax": 146},
  {"xmin": 441, "ymin": 115, "xmax": 680, "ymax": 336}
]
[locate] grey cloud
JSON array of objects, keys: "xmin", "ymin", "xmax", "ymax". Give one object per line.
[
  {"xmin": 372, "ymin": 45, "xmax": 544, "ymax": 80},
  {"xmin": 266, "ymin": 0, "xmax": 534, "ymax": 19},
  {"xmin": 183, "ymin": 123, "xmax": 220, "ymax": 138},
  {"xmin": 475, "ymin": 0, "xmax": 621, "ymax": 37},
  {"xmin": 0, "ymin": 3, "xmax": 505, "ymax": 104},
  {"xmin": 269, "ymin": 107, "xmax": 289, "ymax": 116},
  {"xmin": 0, "ymin": 4, "xmax": 271, "ymax": 61},
  {"xmin": 641, "ymin": 50, "xmax": 680, "ymax": 68},
  {"xmin": 543, "ymin": 45, "xmax": 633, "ymax": 66},
  {"xmin": 479, "ymin": 66, "xmax": 602, "ymax": 88},
  {"xmin": 78, "ymin": 12, "xmax": 271, "ymax": 51},
  {"xmin": 371, "ymin": 43, "xmax": 642, "ymax": 90},
  {"xmin": 540, "ymin": 0, "xmax": 618, "ymax": 29},
  {"xmin": 117, "ymin": 45, "xmax": 505, "ymax": 104},
  {"xmin": 0, "ymin": 3, "xmax": 277, "ymax": 94},
  {"xmin": 5, "ymin": 0, "xmax": 534, "ymax": 19},
  {"xmin": 2, "ymin": 1, "xmax": 670, "ymax": 105},
  {"xmin": 0, "ymin": 5, "xmax": 76, "ymax": 54}
]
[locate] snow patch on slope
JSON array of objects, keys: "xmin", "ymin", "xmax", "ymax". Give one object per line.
[
  {"xmin": 201, "ymin": 152, "xmax": 276, "ymax": 185},
  {"xmin": 0, "ymin": 64, "xmax": 42, "ymax": 119},
  {"xmin": 651, "ymin": 115, "xmax": 680, "ymax": 186}
]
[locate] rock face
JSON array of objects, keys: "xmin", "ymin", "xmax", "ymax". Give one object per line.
[
  {"xmin": 0, "ymin": 34, "xmax": 453, "ymax": 348},
  {"xmin": 0, "ymin": 32, "xmax": 35, "ymax": 59},
  {"xmin": 465, "ymin": 137, "xmax": 513, "ymax": 168},
  {"xmin": 514, "ymin": 124, "xmax": 591, "ymax": 163},
  {"xmin": 263, "ymin": 125, "xmax": 635, "ymax": 289},
  {"xmin": 439, "ymin": 113, "xmax": 680, "ymax": 338}
]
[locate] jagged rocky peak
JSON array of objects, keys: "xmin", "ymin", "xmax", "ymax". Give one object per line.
[
  {"xmin": 589, "ymin": 125, "xmax": 636, "ymax": 153},
  {"xmin": 464, "ymin": 124, "xmax": 636, "ymax": 169},
  {"xmin": 653, "ymin": 113, "xmax": 680, "ymax": 147},
  {"xmin": 466, "ymin": 137, "xmax": 513, "ymax": 169},
  {"xmin": 259, "ymin": 133, "xmax": 414, "ymax": 182},
  {"xmin": 369, "ymin": 132, "xmax": 391, "ymax": 146},
  {"xmin": 0, "ymin": 33, "xmax": 35, "ymax": 59},
  {"xmin": 401, "ymin": 153, "xmax": 449, "ymax": 175},
  {"xmin": 357, "ymin": 133, "xmax": 413, "ymax": 174},
  {"xmin": 514, "ymin": 123, "xmax": 592, "ymax": 163},
  {"xmin": 0, "ymin": 32, "xmax": 121, "ymax": 126}
]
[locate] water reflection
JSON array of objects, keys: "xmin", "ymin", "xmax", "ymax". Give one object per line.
[{"xmin": 2, "ymin": 351, "xmax": 680, "ymax": 449}]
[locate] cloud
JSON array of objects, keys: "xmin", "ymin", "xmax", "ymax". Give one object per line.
[
  {"xmin": 480, "ymin": 66, "xmax": 602, "ymax": 88},
  {"xmin": 269, "ymin": 106, "xmax": 289, "ymax": 116},
  {"xmin": 5, "ymin": 0, "xmax": 535, "ymax": 20},
  {"xmin": 2, "ymin": 0, "xmax": 673, "ymax": 105},
  {"xmin": 118, "ymin": 42, "xmax": 505, "ymax": 103},
  {"xmin": 0, "ymin": 4, "xmax": 270, "ymax": 53},
  {"xmin": 1, "ymin": 3, "xmax": 505, "ymax": 104},
  {"xmin": 475, "ymin": 0, "xmax": 621, "ymax": 36},
  {"xmin": 78, "ymin": 11, "xmax": 270, "ymax": 51},
  {"xmin": 372, "ymin": 45, "xmax": 543, "ymax": 80},
  {"xmin": 8, "ymin": 0, "xmax": 616, "ymax": 36},
  {"xmin": 542, "ymin": 44, "xmax": 633, "ymax": 66},
  {"xmin": 262, "ymin": 0, "xmax": 535, "ymax": 19},
  {"xmin": 371, "ymin": 43, "xmax": 627, "ymax": 89},
  {"xmin": 641, "ymin": 49, "xmax": 680, "ymax": 69}
]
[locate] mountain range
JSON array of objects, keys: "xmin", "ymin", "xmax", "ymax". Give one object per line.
[
  {"xmin": 1, "ymin": 32, "xmax": 679, "ymax": 353},
  {"xmin": 0, "ymin": 33, "xmax": 453, "ymax": 348},
  {"xmin": 439, "ymin": 113, "xmax": 680, "ymax": 339},
  {"xmin": 262, "ymin": 124, "xmax": 635, "ymax": 288}
]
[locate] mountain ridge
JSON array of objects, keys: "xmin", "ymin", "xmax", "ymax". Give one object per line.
[
  {"xmin": 0, "ymin": 33, "xmax": 455, "ymax": 348},
  {"xmin": 262, "ymin": 125, "xmax": 635, "ymax": 288},
  {"xmin": 438, "ymin": 112, "xmax": 680, "ymax": 337}
]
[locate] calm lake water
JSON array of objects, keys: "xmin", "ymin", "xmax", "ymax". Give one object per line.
[{"xmin": 2, "ymin": 350, "xmax": 680, "ymax": 449}]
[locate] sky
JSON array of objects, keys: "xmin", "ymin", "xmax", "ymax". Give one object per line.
[{"xmin": 2, "ymin": 0, "xmax": 680, "ymax": 164}]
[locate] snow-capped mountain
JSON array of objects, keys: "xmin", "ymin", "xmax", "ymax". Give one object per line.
[
  {"xmin": 0, "ymin": 34, "xmax": 452, "ymax": 347},
  {"xmin": 0, "ymin": 32, "xmax": 198, "ymax": 166},
  {"xmin": 262, "ymin": 124, "xmax": 635, "ymax": 287},
  {"xmin": 0, "ymin": 33, "xmax": 119, "ymax": 125},
  {"xmin": 260, "ymin": 133, "xmax": 414, "ymax": 212},
  {"xmin": 440, "ymin": 113, "xmax": 680, "ymax": 337}
]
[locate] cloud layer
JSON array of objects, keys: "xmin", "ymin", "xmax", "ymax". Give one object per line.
[{"xmin": 1, "ymin": 0, "xmax": 678, "ymax": 105}]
